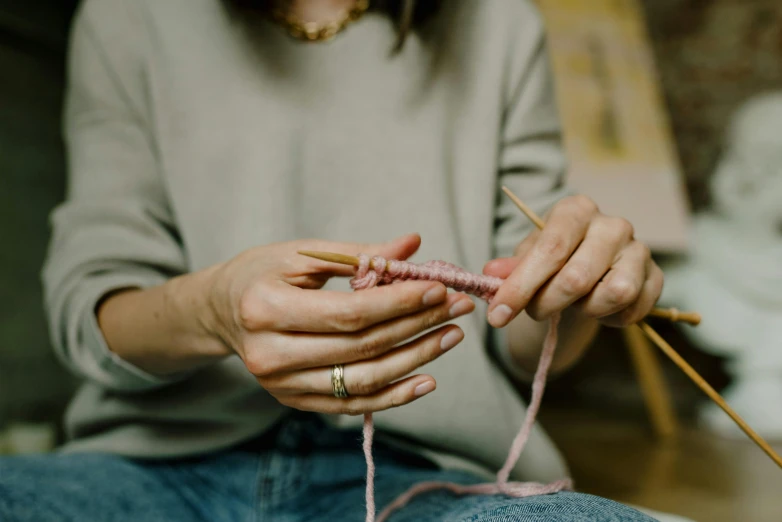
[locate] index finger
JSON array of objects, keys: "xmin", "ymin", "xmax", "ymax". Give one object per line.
[
  {"xmin": 268, "ymin": 279, "xmax": 449, "ymax": 333},
  {"xmin": 487, "ymin": 200, "xmax": 592, "ymax": 327}
]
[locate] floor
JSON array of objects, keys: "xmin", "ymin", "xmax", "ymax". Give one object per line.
[{"xmin": 540, "ymin": 409, "xmax": 782, "ymax": 522}]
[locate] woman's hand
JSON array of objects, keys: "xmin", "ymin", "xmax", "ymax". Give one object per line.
[
  {"xmin": 206, "ymin": 233, "xmax": 475, "ymax": 416},
  {"xmin": 483, "ymin": 195, "xmax": 663, "ymax": 329}
]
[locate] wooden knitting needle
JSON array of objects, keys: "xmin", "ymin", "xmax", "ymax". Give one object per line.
[
  {"xmin": 638, "ymin": 322, "xmax": 782, "ymax": 468},
  {"xmin": 501, "ymin": 186, "xmax": 701, "ymax": 326},
  {"xmin": 501, "ymin": 185, "xmax": 782, "ymax": 469},
  {"xmin": 298, "ymin": 251, "xmax": 366, "ymax": 268},
  {"xmin": 297, "ymin": 249, "xmax": 701, "ymax": 327}
]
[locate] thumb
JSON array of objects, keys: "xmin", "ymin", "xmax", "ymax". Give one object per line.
[
  {"xmin": 483, "ymin": 257, "xmax": 519, "ymax": 279},
  {"xmin": 359, "ymin": 233, "xmax": 422, "ymax": 261}
]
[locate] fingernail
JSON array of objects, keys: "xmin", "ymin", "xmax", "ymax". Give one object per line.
[
  {"xmin": 449, "ymin": 299, "xmax": 474, "ymax": 318},
  {"xmin": 488, "ymin": 304, "xmax": 513, "ymax": 327},
  {"xmin": 414, "ymin": 381, "xmax": 435, "ymax": 397},
  {"xmin": 440, "ymin": 329, "xmax": 464, "ymax": 351},
  {"xmin": 423, "ymin": 285, "xmax": 446, "ymax": 306}
]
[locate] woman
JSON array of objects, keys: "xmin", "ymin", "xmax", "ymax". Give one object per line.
[{"xmin": 0, "ymin": 0, "xmax": 663, "ymax": 520}]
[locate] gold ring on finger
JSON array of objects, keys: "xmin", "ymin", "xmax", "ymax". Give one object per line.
[{"xmin": 331, "ymin": 364, "xmax": 349, "ymax": 398}]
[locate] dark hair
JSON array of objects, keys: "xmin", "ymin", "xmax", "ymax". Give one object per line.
[{"xmin": 225, "ymin": 0, "xmax": 442, "ymax": 52}]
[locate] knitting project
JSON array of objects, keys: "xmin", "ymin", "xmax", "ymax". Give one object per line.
[{"xmin": 349, "ymin": 254, "xmax": 573, "ymax": 522}]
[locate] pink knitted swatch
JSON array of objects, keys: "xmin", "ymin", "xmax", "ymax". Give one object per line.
[{"xmin": 350, "ymin": 254, "xmax": 574, "ymax": 522}]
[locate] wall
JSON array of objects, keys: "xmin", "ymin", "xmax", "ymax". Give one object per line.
[
  {"xmin": 642, "ymin": 0, "xmax": 782, "ymax": 209},
  {"xmin": 0, "ymin": 0, "xmax": 78, "ymax": 428}
]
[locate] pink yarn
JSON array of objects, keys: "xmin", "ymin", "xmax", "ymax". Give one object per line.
[
  {"xmin": 350, "ymin": 255, "xmax": 503, "ymax": 303},
  {"xmin": 350, "ymin": 254, "xmax": 574, "ymax": 522},
  {"xmin": 363, "ymin": 413, "xmax": 376, "ymax": 520}
]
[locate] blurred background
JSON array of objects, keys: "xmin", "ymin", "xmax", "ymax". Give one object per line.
[{"xmin": 0, "ymin": 0, "xmax": 780, "ymax": 520}]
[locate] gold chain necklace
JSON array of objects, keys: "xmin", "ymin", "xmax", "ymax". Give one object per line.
[{"xmin": 269, "ymin": 0, "xmax": 370, "ymax": 42}]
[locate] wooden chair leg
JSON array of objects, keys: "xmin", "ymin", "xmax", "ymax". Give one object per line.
[{"xmin": 623, "ymin": 325, "xmax": 678, "ymax": 438}]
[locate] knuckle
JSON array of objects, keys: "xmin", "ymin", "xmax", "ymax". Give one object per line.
[
  {"xmin": 605, "ymin": 277, "xmax": 640, "ymax": 305},
  {"xmin": 559, "ymin": 263, "xmax": 593, "ymax": 296},
  {"xmin": 238, "ymin": 288, "xmax": 262, "ymax": 329},
  {"xmin": 423, "ymin": 308, "xmax": 447, "ymax": 331},
  {"xmin": 610, "ymin": 217, "xmax": 635, "ymax": 240},
  {"xmin": 572, "ymin": 194, "xmax": 599, "ymax": 214},
  {"xmin": 410, "ymin": 343, "xmax": 435, "ymax": 371},
  {"xmin": 258, "ymin": 374, "xmax": 292, "ymax": 395},
  {"xmin": 350, "ymin": 370, "xmax": 381, "ymax": 396},
  {"xmin": 389, "ymin": 284, "xmax": 429, "ymax": 315},
  {"xmin": 398, "ymin": 285, "xmax": 422, "ymax": 309},
  {"xmin": 244, "ymin": 351, "xmax": 279, "ymax": 377},
  {"xmin": 334, "ymin": 306, "xmax": 366, "ymax": 333},
  {"xmin": 636, "ymin": 242, "xmax": 652, "ymax": 260},
  {"xmin": 416, "ymin": 351, "xmax": 432, "ymax": 370},
  {"xmin": 389, "ymin": 391, "xmax": 405, "ymax": 410},
  {"xmin": 537, "ymin": 235, "xmax": 569, "ymax": 263},
  {"xmin": 342, "ymin": 400, "xmax": 364, "ymax": 417},
  {"xmin": 353, "ymin": 333, "xmax": 386, "ymax": 360},
  {"xmin": 576, "ymin": 302, "xmax": 599, "ymax": 320},
  {"xmin": 238, "ymin": 285, "xmax": 276, "ymax": 331},
  {"xmin": 502, "ymin": 280, "xmax": 526, "ymax": 301}
]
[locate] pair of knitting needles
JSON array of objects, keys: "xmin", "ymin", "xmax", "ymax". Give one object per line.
[{"xmin": 299, "ymin": 186, "xmax": 782, "ymax": 469}]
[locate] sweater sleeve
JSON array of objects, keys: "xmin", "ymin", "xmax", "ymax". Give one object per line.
[
  {"xmin": 493, "ymin": 7, "xmax": 574, "ymax": 260},
  {"xmin": 490, "ymin": 4, "xmax": 576, "ymax": 379},
  {"xmin": 42, "ymin": 0, "xmax": 188, "ymax": 392}
]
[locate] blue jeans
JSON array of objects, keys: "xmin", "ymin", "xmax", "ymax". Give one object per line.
[{"xmin": 0, "ymin": 413, "xmax": 656, "ymax": 521}]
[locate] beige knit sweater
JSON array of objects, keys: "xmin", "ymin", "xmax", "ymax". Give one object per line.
[{"xmin": 43, "ymin": 0, "xmax": 573, "ymax": 482}]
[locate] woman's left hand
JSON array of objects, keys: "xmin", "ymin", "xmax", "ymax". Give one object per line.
[{"xmin": 483, "ymin": 194, "xmax": 664, "ymax": 329}]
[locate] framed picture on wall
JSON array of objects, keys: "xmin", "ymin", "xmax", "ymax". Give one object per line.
[{"xmin": 535, "ymin": 0, "xmax": 691, "ymax": 252}]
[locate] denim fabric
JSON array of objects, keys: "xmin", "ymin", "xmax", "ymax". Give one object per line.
[{"xmin": 0, "ymin": 413, "xmax": 657, "ymax": 522}]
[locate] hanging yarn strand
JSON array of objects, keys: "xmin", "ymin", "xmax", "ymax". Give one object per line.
[
  {"xmin": 496, "ymin": 312, "xmax": 564, "ymax": 486},
  {"xmin": 363, "ymin": 413, "xmax": 376, "ymax": 522},
  {"xmin": 350, "ymin": 254, "xmax": 573, "ymax": 522},
  {"xmin": 373, "ymin": 312, "xmax": 572, "ymax": 522}
]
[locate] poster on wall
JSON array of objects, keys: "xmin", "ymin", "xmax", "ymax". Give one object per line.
[{"xmin": 534, "ymin": 0, "xmax": 691, "ymax": 251}]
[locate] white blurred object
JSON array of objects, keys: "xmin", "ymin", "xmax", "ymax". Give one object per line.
[
  {"xmin": 5, "ymin": 423, "xmax": 56, "ymax": 455},
  {"xmin": 660, "ymin": 91, "xmax": 782, "ymax": 441}
]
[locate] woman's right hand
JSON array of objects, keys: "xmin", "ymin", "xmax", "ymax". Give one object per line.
[{"xmin": 205, "ymin": 233, "xmax": 475, "ymax": 416}]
